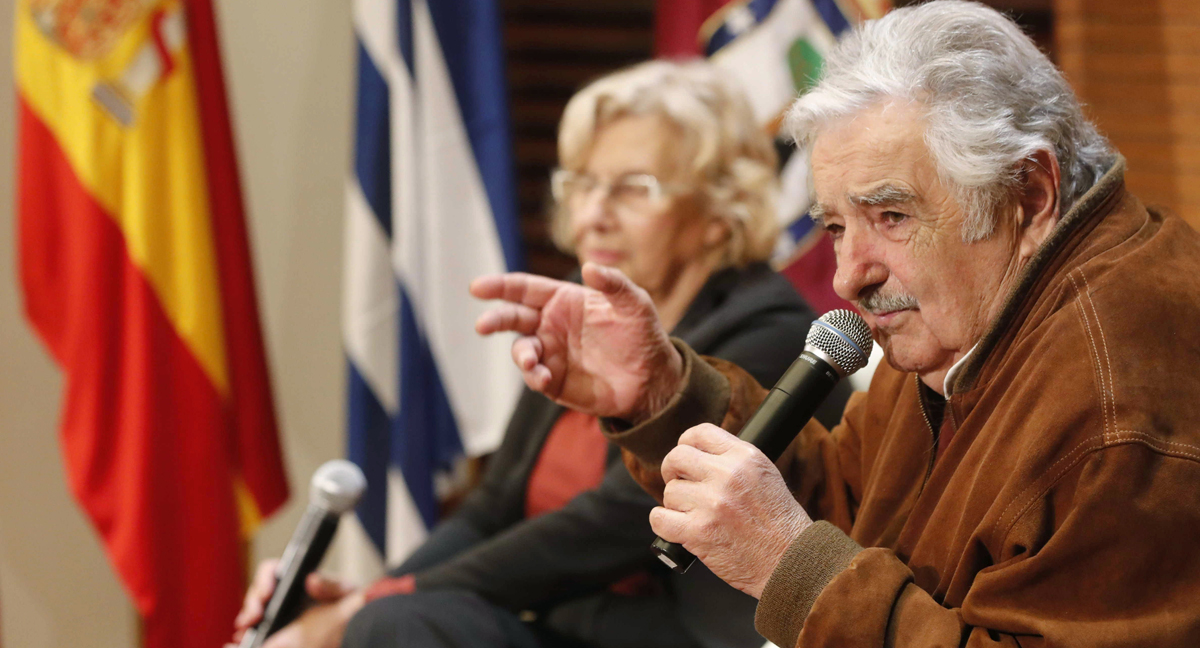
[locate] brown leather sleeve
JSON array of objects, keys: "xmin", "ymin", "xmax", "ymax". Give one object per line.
[
  {"xmin": 757, "ymin": 532, "xmax": 993, "ymax": 648},
  {"xmin": 602, "ymin": 338, "xmax": 865, "ymax": 529},
  {"xmin": 757, "ymin": 444, "xmax": 1200, "ymax": 648}
]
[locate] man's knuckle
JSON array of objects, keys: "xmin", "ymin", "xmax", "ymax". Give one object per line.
[
  {"xmin": 662, "ymin": 480, "xmax": 681, "ymax": 506},
  {"xmin": 696, "ymin": 513, "xmax": 722, "ymax": 538},
  {"xmin": 721, "ymin": 467, "xmax": 753, "ymax": 500},
  {"xmin": 662, "ymin": 452, "xmax": 684, "ymax": 477},
  {"xmin": 712, "ymin": 460, "xmax": 736, "ymax": 484}
]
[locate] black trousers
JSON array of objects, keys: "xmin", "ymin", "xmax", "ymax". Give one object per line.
[{"xmin": 342, "ymin": 590, "xmax": 707, "ymax": 648}]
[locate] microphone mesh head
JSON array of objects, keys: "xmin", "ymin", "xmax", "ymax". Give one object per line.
[
  {"xmin": 310, "ymin": 460, "xmax": 367, "ymax": 514},
  {"xmin": 806, "ymin": 309, "xmax": 873, "ymax": 375}
]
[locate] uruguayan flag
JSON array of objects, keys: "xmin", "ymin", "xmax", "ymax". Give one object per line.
[{"xmin": 338, "ymin": 0, "xmax": 523, "ymax": 579}]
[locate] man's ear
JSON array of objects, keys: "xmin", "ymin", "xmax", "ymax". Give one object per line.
[{"xmin": 1016, "ymin": 149, "xmax": 1061, "ymax": 262}]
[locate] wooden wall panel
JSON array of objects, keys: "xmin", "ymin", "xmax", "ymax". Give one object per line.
[
  {"xmin": 503, "ymin": 0, "xmax": 656, "ymax": 279},
  {"xmin": 1056, "ymin": 0, "xmax": 1200, "ymax": 229}
]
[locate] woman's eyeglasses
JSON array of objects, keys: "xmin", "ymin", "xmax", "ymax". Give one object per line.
[{"xmin": 551, "ymin": 169, "xmax": 685, "ymax": 214}]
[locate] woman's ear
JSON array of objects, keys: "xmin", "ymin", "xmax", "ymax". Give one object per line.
[{"xmin": 704, "ymin": 216, "xmax": 732, "ymax": 249}]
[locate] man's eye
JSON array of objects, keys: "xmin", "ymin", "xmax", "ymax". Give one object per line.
[
  {"xmin": 882, "ymin": 211, "xmax": 908, "ymax": 225},
  {"xmin": 824, "ymin": 223, "xmax": 845, "ymax": 238}
]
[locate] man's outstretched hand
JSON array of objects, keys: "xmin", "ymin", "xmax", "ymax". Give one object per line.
[{"xmin": 470, "ymin": 263, "xmax": 683, "ymax": 424}]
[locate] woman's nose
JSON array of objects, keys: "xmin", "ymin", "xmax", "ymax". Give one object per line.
[{"xmin": 573, "ymin": 188, "xmax": 618, "ymax": 231}]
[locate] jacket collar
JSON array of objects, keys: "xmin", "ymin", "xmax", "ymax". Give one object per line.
[{"xmin": 950, "ymin": 155, "xmax": 1128, "ymax": 395}]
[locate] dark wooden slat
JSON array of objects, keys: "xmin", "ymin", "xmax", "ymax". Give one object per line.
[
  {"xmin": 502, "ymin": 0, "xmax": 654, "ymax": 278},
  {"xmin": 506, "ymin": 24, "xmax": 653, "ymax": 54}
]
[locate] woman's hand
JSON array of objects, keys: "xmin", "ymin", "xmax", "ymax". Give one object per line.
[
  {"xmin": 471, "ymin": 263, "xmax": 683, "ymax": 423},
  {"xmin": 229, "ymin": 559, "xmax": 364, "ymax": 648}
]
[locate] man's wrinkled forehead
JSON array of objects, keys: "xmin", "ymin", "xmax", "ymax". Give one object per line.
[
  {"xmin": 808, "ymin": 101, "xmax": 934, "ymax": 218},
  {"xmin": 810, "ymin": 184, "xmax": 919, "ymax": 221}
]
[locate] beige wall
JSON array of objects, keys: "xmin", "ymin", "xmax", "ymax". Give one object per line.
[{"xmin": 0, "ymin": 2, "xmax": 356, "ymax": 645}]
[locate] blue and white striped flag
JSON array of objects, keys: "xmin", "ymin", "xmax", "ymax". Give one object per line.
[{"xmin": 339, "ymin": 0, "xmax": 524, "ymax": 578}]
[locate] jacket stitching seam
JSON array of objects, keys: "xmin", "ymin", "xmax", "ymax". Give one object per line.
[
  {"xmin": 1079, "ymin": 271, "xmax": 1119, "ymax": 440},
  {"xmin": 990, "ymin": 434, "xmax": 1102, "ymax": 540},
  {"xmin": 1001, "ymin": 435, "xmax": 1200, "ymax": 548},
  {"xmin": 996, "ymin": 438, "xmax": 1103, "ymax": 543},
  {"xmin": 1068, "ymin": 273, "xmax": 1110, "ymax": 442},
  {"xmin": 1112, "ymin": 430, "xmax": 1200, "ymax": 460},
  {"xmin": 1072, "ymin": 271, "xmax": 1113, "ymax": 443}
]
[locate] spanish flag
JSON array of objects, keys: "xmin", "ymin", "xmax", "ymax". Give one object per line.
[{"xmin": 15, "ymin": 2, "xmax": 289, "ymax": 647}]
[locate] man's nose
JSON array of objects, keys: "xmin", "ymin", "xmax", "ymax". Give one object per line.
[{"xmin": 832, "ymin": 223, "xmax": 888, "ymax": 302}]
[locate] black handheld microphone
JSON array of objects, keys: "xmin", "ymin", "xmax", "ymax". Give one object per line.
[
  {"xmin": 651, "ymin": 309, "xmax": 873, "ymax": 573},
  {"xmin": 239, "ymin": 460, "xmax": 367, "ymax": 648}
]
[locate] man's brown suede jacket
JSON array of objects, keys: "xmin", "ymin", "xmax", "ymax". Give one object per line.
[{"xmin": 604, "ymin": 158, "xmax": 1200, "ymax": 647}]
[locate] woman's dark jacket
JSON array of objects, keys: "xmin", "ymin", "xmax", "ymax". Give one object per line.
[{"xmin": 390, "ymin": 263, "xmax": 851, "ymax": 648}]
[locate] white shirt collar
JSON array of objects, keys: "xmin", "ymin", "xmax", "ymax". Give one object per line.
[{"xmin": 943, "ymin": 344, "xmax": 978, "ymax": 397}]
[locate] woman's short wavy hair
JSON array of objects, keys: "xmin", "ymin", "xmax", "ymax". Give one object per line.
[
  {"xmin": 552, "ymin": 60, "xmax": 780, "ymax": 266},
  {"xmin": 785, "ymin": 0, "xmax": 1115, "ymax": 242}
]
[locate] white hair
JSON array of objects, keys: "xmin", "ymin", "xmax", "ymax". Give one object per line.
[
  {"xmin": 555, "ymin": 60, "xmax": 780, "ymax": 265},
  {"xmin": 786, "ymin": 0, "xmax": 1115, "ymax": 241}
]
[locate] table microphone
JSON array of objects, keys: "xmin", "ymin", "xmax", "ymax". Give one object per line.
[
  {"xmin": 238, "ymin": 459, "xmax": 367, "ymax": 648},
  {"xmin": 651, "ymin": 309, "xmax": 874, "ymax": 573}
]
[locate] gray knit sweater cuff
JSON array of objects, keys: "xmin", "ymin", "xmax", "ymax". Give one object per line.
[{"xmin": 754, "ymin": 521, "xmax": 863, "ymax": 647}]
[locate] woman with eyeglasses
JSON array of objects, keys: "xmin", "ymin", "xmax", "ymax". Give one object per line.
[{"xmin": 231, "ymin": 60, "xmax": 850, "ymax": 648}]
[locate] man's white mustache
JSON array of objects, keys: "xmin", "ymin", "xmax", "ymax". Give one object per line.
[{"xmin": 858, "ymin": 289, "xmax": 919, "ymax": 314}]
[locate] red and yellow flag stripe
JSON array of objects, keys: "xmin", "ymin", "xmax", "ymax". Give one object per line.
[
  {"xmin": 16, "ymin": 1, "xmax": 288, "ymax": 646},
  {"xmin": 18, "ymin": 1, "xmax": 228, "ymax": 397}
]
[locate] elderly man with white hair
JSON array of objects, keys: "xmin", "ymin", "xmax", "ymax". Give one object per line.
[{"xmin": 471, "ymin": 1, "xmax": 1200, "ymax": 646}]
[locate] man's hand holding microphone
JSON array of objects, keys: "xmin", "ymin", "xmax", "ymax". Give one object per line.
[{"xmin": 471, "ymin": 263, "xmax": 869, "ymax": 598}]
